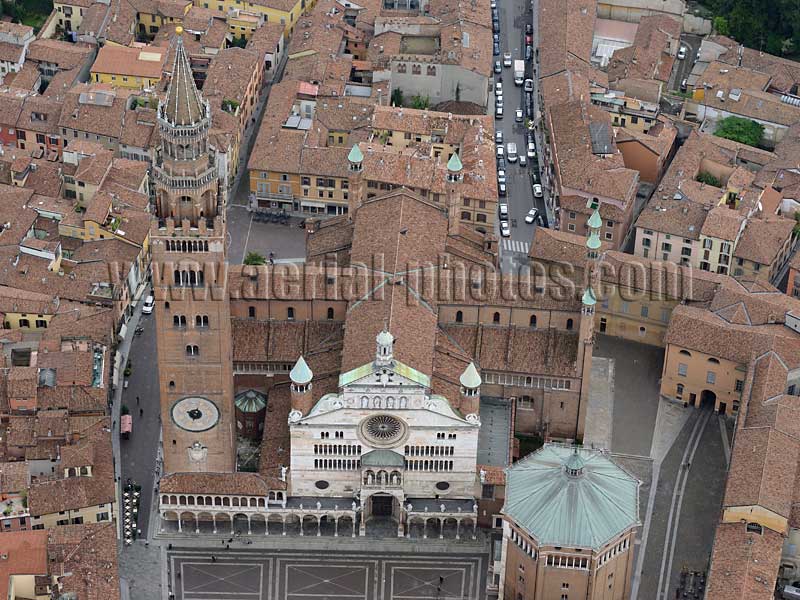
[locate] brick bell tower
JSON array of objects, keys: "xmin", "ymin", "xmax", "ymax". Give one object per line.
[{"xmin": 151, "ymin": 27, "xmax": 236, "ymax": 474}]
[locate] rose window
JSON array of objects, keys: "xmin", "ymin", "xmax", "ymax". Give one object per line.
[{"xmin": 360, "ymin": 414, "xmax": 408, "ymax": 447}]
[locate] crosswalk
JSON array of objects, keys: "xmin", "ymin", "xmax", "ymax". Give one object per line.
[{"xmin": 502, "ymin": 239, "xmax": 530, "ymax": 254}]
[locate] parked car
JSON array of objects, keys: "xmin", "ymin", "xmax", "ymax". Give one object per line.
[
  {"xmin": 497, "ymin": 157, "xmax": 506, "ymax": 170},
  {"xmin": 490, "ymin": 0, "xmax": 496, "ymax": 7},
  {"xmin": 525, "ymin": 208, "xmax": 539, "ymax": 224},
  {"xmin": 680, "ymin": 78, "xmax": 688, "ymax": 92},
  {"xmin": 531, "ymin": 169, "xmax": 540, "ymax": 183},
  {"xmin": 495, "ymin": 104, "xmax": 503, "ymax": 118},
  {"xmin": 494, "ymin": 60, "xmax": 502, "ymax": 73},
  {"xmin": 532, "ymin": 183, "xmax": 543, "ymax": 197},
  {"xmin": 495, "ymin": 81, "xmax": 503, "ymax": 95},
  {"xmin": 527, "ymin": 142, "xmax": 536, "ymax": 158},
  {"xmin": 495, "ymin": 95, "xmax": 503, "ymax": 107},
  {"xmin": 499, "ymin": 203, "xmax": 509, "ymax": 220},
  {"xmin": 500, "ymin": 220, "xmax": 511, "ymax": 237},
  {"xmin": 493, "ymin": 42, "xmax": 500, "ymax": 56},
  {"xmin": 515, "ymin": 108, "xmax": 523, "ymax": 122},
  {"xmin": 503, "ymin": 52, "xmax": 512, "ymax": 67},
  {"xmin": 142, "ymin": 295, "xmax": 155, "ymax": 314},
  {"xmin": 496, "ymin": 145, "xmax": 504, "ymax": 159},
  {"xmin": 524, "ymin": 78, "xmax": 533, "ymax": 93},
  {"xmin": 519, "ymin": 154, "xmax": 527, "ymax": 167},
  {"xmin": 525, "ymin": 23, "xmax": 532, "ymax": 34},
  {"xmin": 495, "ymin": 130, "xmax": 503, "ymax": 144},
  {"xmin": 499, "ymin": 183, "xmax": 507, "ymax": 197},
  {"xmin": 497, "ymin": 169, "xmax": 506, "ymax": 185},
  {"xmin": 493, "ymin": 19, "xmax": 499, "ymax": 32},
  {"xmin": 677, "ymin": 46, "xmax": 687, "ymax": 60},
  {"xmin": 525, "ymin": 45, "xmax": 532, "ymax": 61}
]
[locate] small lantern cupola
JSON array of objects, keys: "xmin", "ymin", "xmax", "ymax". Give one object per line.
[
  {"xmin": 564, "ymin": 447, "xmax": 586, "ymax": 478},
  {"xmin": 459, "ymin": 362, "xmax": 482, "ymax": 415},
  {"xmin": 375, "ymin": 329, "xmax": 394, "ymax": 367},
  {"xmin": 290, "ymin": 355, "xmax": 314, "ymax": 415},
  {"xmin": 348, "ymin": 143, "xmax": 363, "ymax": 172}
]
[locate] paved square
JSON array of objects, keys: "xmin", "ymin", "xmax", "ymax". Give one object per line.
[{"xmin": 170, "ymin": 548, "xmax": 486, "ymax": 600}]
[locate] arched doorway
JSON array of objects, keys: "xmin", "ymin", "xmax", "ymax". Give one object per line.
[
  {"xmin": 700, "ymin": 389, "xmax": 716, "ymax": 411},
  {"xmin": 369, "ymin": 493, "xmax": 394, "ymax": 518}
]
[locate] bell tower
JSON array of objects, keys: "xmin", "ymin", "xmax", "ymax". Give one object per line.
[{"xmin": 151, "ymin": 27, "xmax": 235, "ymax": 474}]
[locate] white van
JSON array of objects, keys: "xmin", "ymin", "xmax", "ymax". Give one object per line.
[
  {"xmin": 506, "ymin": 142, "xmax": 518, "ymax": 162},
  {"xmin": 142, "ymin": 295, "xmax": 155, "ymax": 314}
]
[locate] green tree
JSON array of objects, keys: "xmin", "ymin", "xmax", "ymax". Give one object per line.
[
  {"xmin": 697, "ymin": 171, "xmax": 722, "ymax": 187},
  {"xmin": 713, "ymin": 15, "xmax": 729, "ymax": 35},
  {"xmin": 410, "ymin": 95, "xmax": 430, "ymax": 110},
  {"xmin": 244, "ymin": 251, "xmax": 267, "ymax": 265},
  {"xmin": 391, "ymin": 88, "xmax": 403, "ymax": 107},
  {"xmin": 713, "ymin": 116, "xmax": 764, "ymax": 147}
]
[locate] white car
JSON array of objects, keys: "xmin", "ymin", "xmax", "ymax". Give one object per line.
[
  {"xmin": 532, "ymin": 183, "xmax": 543, "ymax": 198},
  {"xmin": 524, "ymin": 78, "xmax": 533, "ymax": 92},
  {"xmin": 677, "ymin": 46, "xmax": 687, "ymax": 60},
  {"xmin": 503, "ymin": 52, "xmax": 512, "ymax": 67},
  {"xmin": 497, "ymin": 169, "xmax": 506, "ymax": 185},
  {"xmin": 515, "ymin": 108, "xmax": 524, "ymax": 123},
  {"xmin": 495, "ymin": 81, "xmax": 503, "ymax": 95},
  {"xmin": 495, "ymin": 105, "xmax": 504, "ymax": 118},
  {"xmin": 500, "ymin": 221, "xmax": 511, "ymax": 237},
  {"xmin": 142, "ymin": 295, "xmax": 155, "ymax": 314},
  {"xmin": 519, "ymin": 154, "xmax": 527, "ymax": 167},
  {"xmin": 496, "ymin": 92, "xmax": 503, "ymax": 105},
  {"xmin": 527, "ymin": 142, "xmax": 536, "ymax": 158},
  {"xmin": 495, "ymin": 130, "xmax": 503, "ymax": 144},
  {"xmin": 524, "ymin": 208, "xmax": 538, "ymax": 224},
  {"xmin": 496, "ymin": 145, "xmax": 504, "ymax": 159},
  {"xmin": 490, "ymin": 0, "xmax": 496, "ymax": 7},
  {"xmin": 499, "ymin": 203, "xmax": 509, "ymax": 220}
]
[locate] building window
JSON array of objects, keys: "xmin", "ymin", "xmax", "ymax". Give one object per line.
[
  {"xmin": 707, "ymin": 371, "xmax": 716, "ymax": 384},
  {"xmin": 186, "ymin": 345, "xmax": 199, "ymax": 356},
  {"xmin": 640, "ymin": 305, "xmax": 649, "ymax": 318},
  {"xmin": 456, "ymin": 310, "xmax": 463, "ymax": 323},
  {"xmin": 492, "ymin": 312, "xmax": 500, "ymax": 324},
  {"xmin": 287, "ymin": 307, "xmax": 295, "ymax": 320},
  {"xmin": 566, "ymin": 318, "xmax": 573, "ymax": 330},
  {"xmin": 481, "ymin": 484, "xmax": 495, "ymax": 499},
  {"xmin": 736, "ymin": 379, "xmax": 744, "ymax": 392},
  {"xmin": 249, "ymin": 306, "xmax": 256, "ymax": 318},
  {"xmin": 676, "ymin": 383, "xmax": 684, "ymax": 397},
  {"xmin": 678, "ymin": 363, "xmax": 688, "ymax": 377},
  {"xmin": 327, "ymin": 307, "xmax": 335, "ymax": 320},
  {"xmin": 529, "ymin": 314, "xmax": 537, "ymax": 328}
]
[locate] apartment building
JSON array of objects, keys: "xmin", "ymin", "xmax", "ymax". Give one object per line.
[
  {"xmin": 0, "ymin": 22, "xmax": 34, "ymax": 83},
  {"xmin": 90, "ymin": 44, "xmax": 166, "ymax": 90}
]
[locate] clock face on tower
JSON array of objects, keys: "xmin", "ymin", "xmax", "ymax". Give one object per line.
[{"xmin": 171, "ymin": 396, "xmax": 220, "ymax": 432}]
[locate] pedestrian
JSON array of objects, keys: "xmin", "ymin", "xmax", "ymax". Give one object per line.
[
  {"xmin": 211, "ymin": 555, "xmax": 216, "ymax": 563},
  {"xmin": 140, "ymin": 408, "xmax": 144, "ymax": 417},
  {"xmin": 136, "ymin": 396, "xmax": 140, "ymax": 405},
  {"xmin": 226, "ymin": 544, "xmax": 230, "ymax": 550}
]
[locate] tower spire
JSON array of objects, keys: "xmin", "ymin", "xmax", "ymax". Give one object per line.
[{"xmin": 164, "ymin": 27, "xmax": 205, "ymax": 126}]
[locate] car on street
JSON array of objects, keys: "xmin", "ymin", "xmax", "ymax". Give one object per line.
[
  {"xmin": 532, "ymin": 183, "xmax": 543, "ymax": 197},
  {"xmin": 503, "ymin": 52, "xmax": 512, "ymax": 67},
  {"xmin": 495, "ymin": 130, "xmax": 503, "ymax": 144},
  {"xmin": 493, "ymin": 32, "xmax": 499, "ymax": 43},
  {"xmin": 494, "ymin": 60, "xmax": 501, "ymax": 73},
  {"xmin": 496, "ymin": 95, "xmax": 503, "ymax": 107},
  {"xmin": 677, "ymin": 46, "xmax": 687, "ymax": 60},
  {"xmin": 499, "ymin": 182, "xmax": 507, "ymax": 196},
  {"xmin": 525, "ymin": 45, "xmax": 532, "ymax": 61},
  {"xmin": 499, "ymin": 203, "xmax": 509, "ymax": 220},
  {"xmin": 497, "ymin": 169, "xmax": 506, "ymax": 185},
  {"xmin": 497, "ymin": 156, "xmax": 506, "ymax": 170},
  {"xmin": 493, "ymin": 42, "xmax": 500, "ymax": 56},
  {"xmin": 525, "ymin": 23, "xmax": 532, "ymax": 34},
  {"xmin": 491, "ymin": 7, "xmax": 498, "ymax": 20},
  {"xmin": 142, "ymin": 295, "xmax": 155, "ymax": 314},
  {"xmin": 527, "ymin": 142, "xmax": 536, "ymax": 158},
  {"xmin": 490, "ymin": 0, "xmax": 496, "ymax": 6},
  {"xmin": 525, "ymin": 34, "xmax": 532, "ymax": 45},
  {"xmin": 500, "ymin": 220, "xmax": 511, "ymax": 237},
  {"xmin": 506, "ymin": 142, "xmax": 517, "ymax": 162},
  {"xmin": 680, "ymin": 78, "xmax": 688, "ymax": 92},
  {"xmin": 531, "ymin": 169, "xmax": 540, "ymax": 183},
  {"xmin": 492, "ymin": 19, "xmax": 499, "ymax": 32},
  {"xmin": 515, "ymin": 108, "xmax": 523, "ymax": 122},
  {"xmin": 495, "ymin": 81, "xmax": 502, "ymax": 95},
  {"xmin": 525, "ymin": 208, "xmax": 538, "ymax": 224},
  {"xmin": 519, "ymin": 154, "xmax": 527, "ymax": 167},
  {"xmin": 496, "ymin": 145, "xmax": 504, "ymax": 160},
  {"xmin": 524, "ymin": 78, "xmax": 533, "ymax": 93},
  {"xmin": 495, "ymin": 104, "xmax": 503, "ymax": 118}
]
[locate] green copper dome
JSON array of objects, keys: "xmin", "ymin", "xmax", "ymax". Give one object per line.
[
  {"xmin": 587, "ymin": 209, "xmax": 602, "ymax": 229},
  {"xmin": 348, "ymin": 143, "xmax": 364, "ymax": 163},
  {"xmin": 234, "ymin": 389, "xmax": 267, "ymax": 413},
  {"xmin": 447, "ymin": 152, "xmax": 463, "ymax": 172},
  {"xmin": 587, "ymin": 231, "xmax": 601, "ymax": 250},
  {"xmin": 582, "ymin": 287, "xmax": 597, "ymax": 306}
]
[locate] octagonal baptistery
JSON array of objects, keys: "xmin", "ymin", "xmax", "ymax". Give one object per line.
[{"xmin": 500, "ymin": 444, "xmax": 640, "ymax": 600}]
